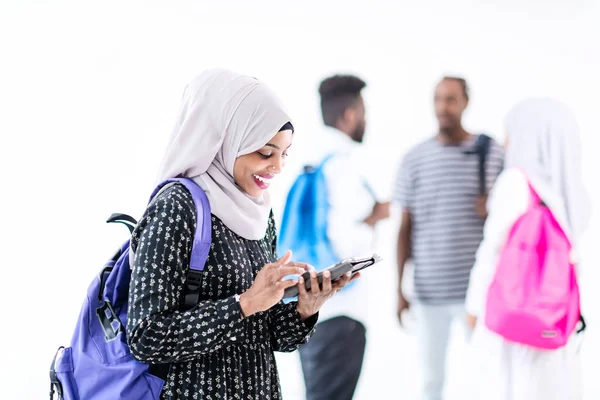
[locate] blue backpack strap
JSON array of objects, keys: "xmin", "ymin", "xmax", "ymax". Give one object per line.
[
  {"xmin": 150, "ymin": 178, "xmax": 212, "ymax": 309},
  {"xmin": 318, "ymin": 153, "xmax": 335, "ymax": 170}
]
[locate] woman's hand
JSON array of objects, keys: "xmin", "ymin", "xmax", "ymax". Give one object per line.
[
  {"xmin": 239, "ymin": 251, "xmax": 308, "ymax": 317},
  {"xmin": 296, "ymin": 268, "xmax": 360, "ymax": 320}
]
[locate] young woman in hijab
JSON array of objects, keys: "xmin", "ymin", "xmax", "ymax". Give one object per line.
[
  {"xmin": 126, "ymin": 69, "xmax": 357, "ymax": 399},
  {"xmin": 464, "ymin": 98, "xmax": 591, "ymax": 400}
]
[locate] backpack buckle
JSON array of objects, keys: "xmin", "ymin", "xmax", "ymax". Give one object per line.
[
  {"xmin": 96, "ymin": 301, "xmax": 124, "ymax": 342},
  {"xmin": 577, "ymin": 314, "xmax": 587, "ymax": 334},
  {"xmin": 183, "ymin": 270, "xmax": 203, "ymax": 310},
  {"xmin": 49, "ymin": 347, "xmax": 64, "ymax": 400},
  {"xmin": 49, "ymin": 380, "xmax": 63, "ymax": 400}
]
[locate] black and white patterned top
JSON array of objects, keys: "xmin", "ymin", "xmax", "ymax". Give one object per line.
[{"xmin": 126, "ymin": 184, "xmax": 317, "ymax": 400}]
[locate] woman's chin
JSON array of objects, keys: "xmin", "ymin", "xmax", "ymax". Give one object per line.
[{"xmin": 242, "ymin": 185, "xmax": 266, "ymax": 198}]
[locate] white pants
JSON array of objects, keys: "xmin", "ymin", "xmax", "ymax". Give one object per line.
[
  {"xmin": 413, "ymin": 302, "xmax": 467, "ymax": 400},
  {"xmin": 467, "ymin": 323, "xmax": 582, "ymax": 400}
]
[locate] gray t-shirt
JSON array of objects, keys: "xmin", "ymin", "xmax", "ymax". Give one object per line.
[{"xmin": 394, "ymin": 135, "xmax": 504, "ymax": 304}]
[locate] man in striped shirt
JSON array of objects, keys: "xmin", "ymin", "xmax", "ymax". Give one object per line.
[{"xmin": 394, "ymin": 77, "xmax": 504, "ymax": 400}]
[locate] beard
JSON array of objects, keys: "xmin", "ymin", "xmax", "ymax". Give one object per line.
[
  {"xmin": 437, "ymin": 114, "xmax": 460, "ymax": 134},
  {"xmin": 351, "ymin": 121, "xmax": 366, "ymax": 143}
]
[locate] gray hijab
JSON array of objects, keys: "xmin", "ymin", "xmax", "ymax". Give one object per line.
[{"xmin": 155, "ymin": 69, "xmax": 292, "ymax": 240}]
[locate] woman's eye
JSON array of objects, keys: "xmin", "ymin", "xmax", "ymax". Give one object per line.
[{"xmin": 258, "ymin": 152, "xmax": 272, "ymax": 159}]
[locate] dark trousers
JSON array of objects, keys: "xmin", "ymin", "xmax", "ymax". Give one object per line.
[{"xmin": 299, "ymin": 316, "xmax": 366, "ymax": 400}]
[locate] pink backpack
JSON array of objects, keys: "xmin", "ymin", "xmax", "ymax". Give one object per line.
[{"xmin": 484, "ymin": 175, "xmax": 584, "ymax": 349}]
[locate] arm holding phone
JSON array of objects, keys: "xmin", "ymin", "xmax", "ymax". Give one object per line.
[{"xmin": 240, "ymin": 249, "xmax": 359, "ymax": 353}]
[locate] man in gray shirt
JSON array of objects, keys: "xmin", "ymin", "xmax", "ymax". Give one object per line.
[{"xmin": 394, "ymin": 77, "xmax": 504, "ymax": 400}]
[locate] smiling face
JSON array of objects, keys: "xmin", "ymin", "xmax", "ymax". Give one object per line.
[{"xmin": 233, "ymin": 129, "xmax": 294, "ymax": 197}]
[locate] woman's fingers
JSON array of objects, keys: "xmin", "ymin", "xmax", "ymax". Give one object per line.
[
  {"xmin": 321, "ymin": 270, "xmax": 332, "ymax": 293},
  {"xmin": 276, "ymin": 279, "xmax": 298, "ymax": 290},
  {"xmin": 272, "ymin": 251, "xmax": 292, "ymax": 267},
  {"xmin": 332, "ymin": 272, "xmax": 357, "ymax": 291},
  {"xmin": 284, "ymin": 261, "xmax": 312, "ymax": 272},
  {"xmin": 298, "ymin": 276, "xmax": 308, "ymax": 296},
  {"xmin": 276, "ymin": 266, "xmax": 306, "ymax": 279},
  {"xmin": 309, "ymin": 270, "xmax": 320, "ymax": 294}
]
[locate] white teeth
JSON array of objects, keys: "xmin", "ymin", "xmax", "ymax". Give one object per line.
[{"xmin": 253, "ymin": 175, "xmax": 271, "ymax": 184}]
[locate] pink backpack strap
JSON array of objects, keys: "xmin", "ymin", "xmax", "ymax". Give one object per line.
[
  {"xmin": 526, "ymin": 180, "xmax": 542, "ymax": 205},
  {"xmin": 517, "ymin": 168, "xmax": 542, "ymax": 207}
]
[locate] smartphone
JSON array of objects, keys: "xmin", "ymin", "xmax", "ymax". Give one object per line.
[{"xmin": 282, "ymin": 254, "xmax": 382, "ymax": 299}]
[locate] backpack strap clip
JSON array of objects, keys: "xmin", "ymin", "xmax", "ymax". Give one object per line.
[{"xmin": 184, "ymin": 270, "xmax": 203, "ymax": 310}]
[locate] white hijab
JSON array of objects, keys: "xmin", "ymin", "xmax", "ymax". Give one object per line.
[
  {"xmin": 504, "ymin": 98, "xmax": 591, "ymax": 242},
  {"xmin": 155, "ymin": 69, "xmax": 292, "ymax": 240}
]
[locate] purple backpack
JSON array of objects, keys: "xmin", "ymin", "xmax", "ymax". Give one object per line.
[{"xmin": 49, "ymin": 178, "xmax": 211, "ymax": 400}]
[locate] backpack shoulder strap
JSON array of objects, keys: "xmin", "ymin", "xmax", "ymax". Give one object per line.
[
  {"xmin": 516, "ymin": 169, "xmax": 545, "ymax": 208},
  {"xmin": 302, "ymin": 153, "xmax": 335, "ymax": 174},
  {"xmin": 475, "ymin": 134, "xmax": 492, "ymax": 195},
  {"xmin": 150, "ymin": 178, "xmax": 212, "ymax": 309},
  {"xmin": 318, "ymin": 153, "xmax": 336, "ymax": 169}
]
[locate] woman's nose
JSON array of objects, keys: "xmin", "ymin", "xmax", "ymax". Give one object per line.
[{"xmin": 271, "ymin": 157, "xmax": 284, "ymax": 174}]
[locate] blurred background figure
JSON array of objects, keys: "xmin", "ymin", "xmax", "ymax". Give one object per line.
[
  {"xmin": 465, "ymin": 98, "xmax": 591, "ymax": 400},
  {"xmin": 393, "ymin": 77, "xmax": 504, "ymax": 400},
  {"xmin": 289, "ymin": 74, "xmax": 390, "ymax": 400}
]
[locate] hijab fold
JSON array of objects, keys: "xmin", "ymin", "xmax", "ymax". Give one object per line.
[{"xmin": 155, "ymin": 69, "xmax": 292, "ymax": 240}]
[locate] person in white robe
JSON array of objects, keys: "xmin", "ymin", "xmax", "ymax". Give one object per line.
[{"xmin": 464, "ymin": 98, "xmax": 591, "ymax": 400}]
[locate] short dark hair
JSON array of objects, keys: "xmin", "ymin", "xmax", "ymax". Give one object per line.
[
  {"xmin": 442, "ymin": 76, "xmax": 469, "ymax": 101},
  {"xmin": 319, "ymin": 75, "xmax": 366, "ymax": 127}
]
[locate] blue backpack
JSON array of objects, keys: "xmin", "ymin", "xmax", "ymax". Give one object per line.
[
  {"xmin": 278, "ymin": 155, "xmax": 355, "ymax": 292},
  {"xmin": 49, "ymin": 178, "xmax": 211, "ymax": 400}
]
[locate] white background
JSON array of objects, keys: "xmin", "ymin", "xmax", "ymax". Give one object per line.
[{"xmin": 1, "ymin": 1, "xmax": 599, "ymax": 399}]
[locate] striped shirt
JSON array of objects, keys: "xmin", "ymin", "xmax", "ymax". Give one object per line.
[{"xmin": 394, "ymin": 135, "xmax": 504, "ymax": 304}]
